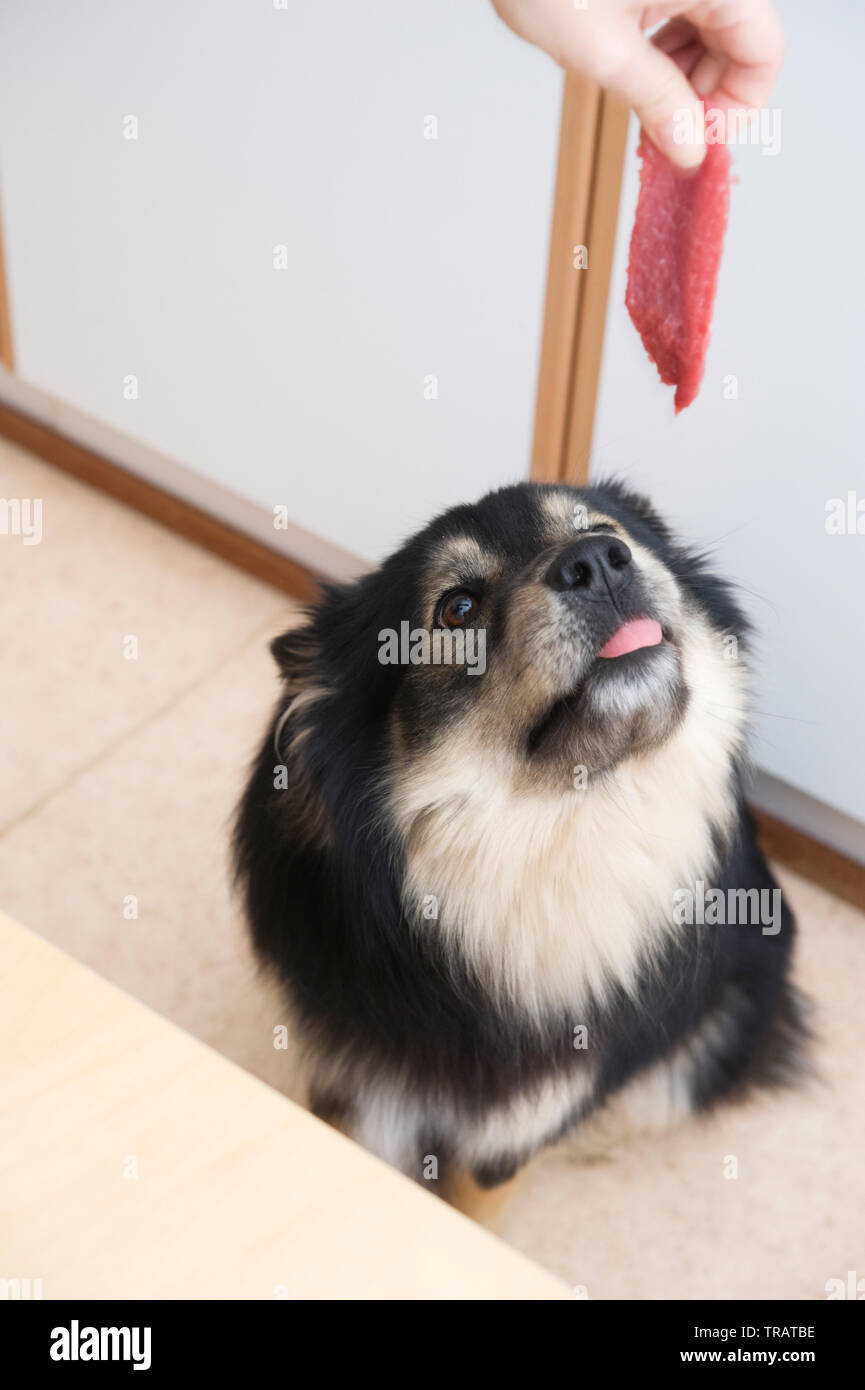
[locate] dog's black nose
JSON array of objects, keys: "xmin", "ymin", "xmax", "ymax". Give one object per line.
[{"xmin": 544, "ymin": 535, "xmax": 633, "ymax": 596}]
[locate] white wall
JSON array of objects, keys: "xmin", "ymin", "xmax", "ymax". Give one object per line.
[
  {"xmin": 591, "ymin": 0, "xmax": 865, "ymax": 838},
  {"xmin": 0, "ymin": 0, "xmax": 561, "ymax": 564}
]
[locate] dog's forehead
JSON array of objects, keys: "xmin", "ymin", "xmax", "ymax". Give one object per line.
[
  {"xmin": 424, "ymin": 533, "xmax": 500, "ymax": 587},
  {"xmin": 421, "ymin": 489, "xmax": 622, "ymax": 588},
  {"xmin": 539, "ymin": 490, "xmax": 621, "ymax": 539}
]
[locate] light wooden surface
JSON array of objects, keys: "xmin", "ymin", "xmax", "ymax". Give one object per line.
[{"xmin": 0, "ymin": 912, "xmax": 569, "ymax": 1301}]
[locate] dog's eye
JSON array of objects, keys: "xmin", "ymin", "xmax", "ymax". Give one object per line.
[{"xmin": 436, "ymin": 590, "xmax": 479, "ymax": 629}]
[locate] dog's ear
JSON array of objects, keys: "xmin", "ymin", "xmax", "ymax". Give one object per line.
[
  {"xmin": 270, "ymin": 577, "xmax": 370, "ymax": 680},
  {"xmin": 270, "ymin": 624, "xmax": 317, "ymax": 685},
  {"xmin": 272, "ymin": 573, "xmax": 397, "ymax": 721}
]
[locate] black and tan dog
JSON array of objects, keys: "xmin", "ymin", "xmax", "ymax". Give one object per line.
[{"xmin": 234, "ymin": 481, "xmax": 804, "ymax": 1209}]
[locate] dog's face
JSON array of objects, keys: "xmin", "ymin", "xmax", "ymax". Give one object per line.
[
  {"xmin": 274, "ymin": 482, "xmax": 746, "ymax": 796},
  {"xmin": 386, "ymin": 483, "xmax": 696, "ymax": 785}
]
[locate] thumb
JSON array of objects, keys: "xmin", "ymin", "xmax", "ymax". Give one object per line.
[{"xmin": 608, "ymin": 35, "xmax": 706, "ymax": 169}]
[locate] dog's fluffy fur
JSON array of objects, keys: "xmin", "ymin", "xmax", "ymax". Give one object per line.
[{"xmin": 234, "ymin": 482, "xmax": 805, "ymax": 1188}]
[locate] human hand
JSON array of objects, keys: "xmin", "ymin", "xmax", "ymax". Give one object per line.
[{"xmin": 490, "ymin": 0, "xmax": 785, "ymax": 168}]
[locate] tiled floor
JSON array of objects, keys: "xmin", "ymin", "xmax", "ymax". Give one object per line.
[
  {"xmin": 2, "ymin": 436, "xmax": 863, "ymax": 1299},
  {"xmin": 0, "ymin": 438, "xmax": 304, "ymax": 1096}
]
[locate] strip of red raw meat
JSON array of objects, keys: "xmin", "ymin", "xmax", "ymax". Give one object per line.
[{"xmin": 625, "ymin": 133, "xmax": 732, "ymax": 413}]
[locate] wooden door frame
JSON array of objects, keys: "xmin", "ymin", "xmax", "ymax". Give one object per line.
[
  {"xmin": 0, "ymin": 195, "xmax": 14, "ymax": 371},
  {"xmin": 530, "ymin": 76, "xmax": 630, "ymax": 486}
]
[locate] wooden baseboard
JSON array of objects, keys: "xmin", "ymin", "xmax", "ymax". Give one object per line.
[
  {"xmin": 1, "ymin": 399, "xmax": 862, "ymax": 912},
  {"xmin": 0, "ymin": 401, "xmax": 324, "ymax": 603},
  {"xmin": 752, "ymin": 808, "xmax": 865, "ymax": 914}
]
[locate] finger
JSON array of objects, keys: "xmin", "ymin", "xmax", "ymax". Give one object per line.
[
  {"xmin": 689, "ymin": 50, "xmax": 727, "ymax": 98},
  {"xmin": 603, "ymin": 33, "xmax": 706, "ymax": 168},
  {"xmin": 649, "ymin": 19, "xmax": 704, "ymax": 81},
  {"xmin": 666, "ymin": 39, "xmax": 705, "ymax": 81},
  {"xmin": 692, "ymin": 0, "xmax": 785, "ymax": 110}
]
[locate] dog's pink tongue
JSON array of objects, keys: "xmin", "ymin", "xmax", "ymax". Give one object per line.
[{"xmin": 599, "ymin": 618, "xmax": 663, "ymax": 659}]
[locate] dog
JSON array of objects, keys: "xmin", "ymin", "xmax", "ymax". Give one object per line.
[{"xmin": 234, "ymin": 480, "xmax": 805, "ymax": 1196}]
